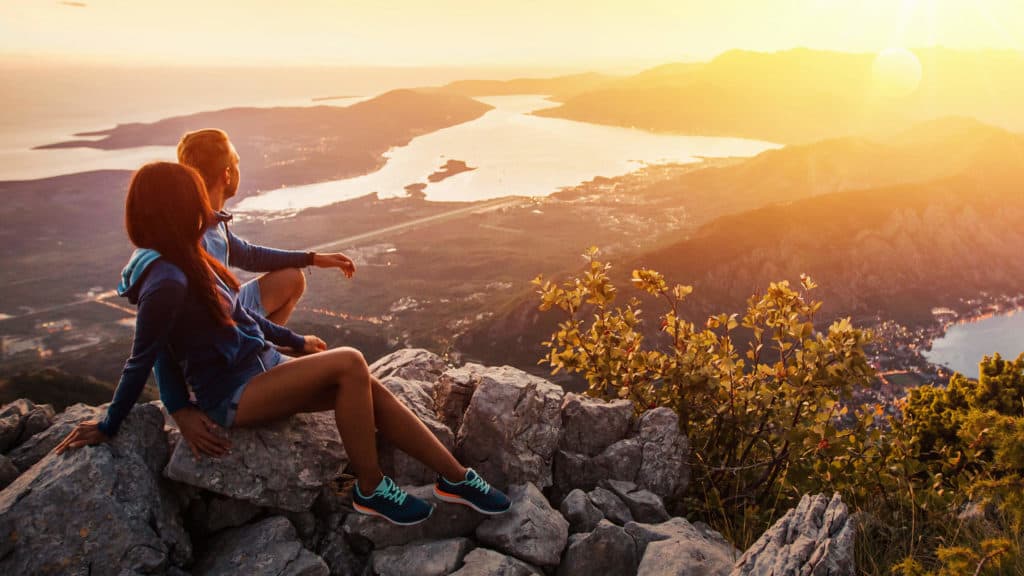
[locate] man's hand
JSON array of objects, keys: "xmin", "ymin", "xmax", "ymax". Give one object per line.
[
  {"xmin": 55, "ymin": 420, "xmax": 109, "ymax": 454},
  {"xmin": 312, "ymin": 252, "xmax": 356, "ymax": 279},
  {"xmin": 303, "ymin": 335, "xmax": 327, "ymax": 355},
  {"xmin": 171, "ymin": 406, "xmax": 231, "ymax": 459}
]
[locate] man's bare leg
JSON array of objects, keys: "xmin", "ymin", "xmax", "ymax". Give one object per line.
[{"xmin": 257, "ymin": 268, "xmax": 305, "ymax": 325}]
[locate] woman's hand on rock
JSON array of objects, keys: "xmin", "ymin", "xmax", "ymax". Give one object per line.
[{"xmin": 54, "ymin": 420, "xmax": 109, "ymax": 454}]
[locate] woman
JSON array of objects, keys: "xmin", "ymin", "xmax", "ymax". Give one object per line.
[{"xmin": 55, "ymin": 162, "xmax": 510, "ymax": 525}]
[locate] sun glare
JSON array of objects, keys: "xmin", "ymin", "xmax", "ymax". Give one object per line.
[{"xmin": 871, "ymin": 47, "xmax": 923, "ymax": 98}]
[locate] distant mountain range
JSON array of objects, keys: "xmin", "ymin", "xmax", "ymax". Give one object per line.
[
  {"xmin": 532, "ymin": 48, "xmax": 1024, "ymax": 143},
  {"xmin": 458, "ymin": 117, "xmax": 1024, "ymax": 367}
]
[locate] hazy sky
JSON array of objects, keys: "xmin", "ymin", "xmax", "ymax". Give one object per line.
[{"xmin": 3, "ymin": 0, "xmax": 1024, "ymax": 68}]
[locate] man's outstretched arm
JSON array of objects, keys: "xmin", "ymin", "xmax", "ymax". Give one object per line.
[{"xmin": 226, "ymin": 228, "xmax": 356, "ymax": 277}]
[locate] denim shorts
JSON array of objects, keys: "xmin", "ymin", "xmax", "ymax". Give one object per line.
[
  {"xmin": 206, "ymin": 346, "xmax": 285, "ymax": 428},
  {"xmin": 238, "ymin": 279, "xmax": 266, "ymax": 317}
]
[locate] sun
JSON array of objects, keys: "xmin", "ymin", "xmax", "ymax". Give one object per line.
[{"xmin": 871, "ymin": 47, "xmax": 923, "ymax": 99}]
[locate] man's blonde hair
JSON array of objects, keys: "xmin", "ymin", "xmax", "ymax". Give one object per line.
[{"xmin": 177, "ymin": 129, "xmax": 232, "ymax": 191}]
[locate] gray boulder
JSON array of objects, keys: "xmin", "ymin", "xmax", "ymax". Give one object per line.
[
  {"xmin": 192, "ymin": 516, "xmax": 328, "ymax": 576},
  {"xmin": 626, "ymin": 517, "xmax": 739, "ymax": 565},
  {"xmin": 588, "ymin": 486, "xmax": 634, "ymax": 526},
  {"xmin": 205, "ymin": 495, "xmax": 264, "ymax": 533},
  {"xmin": 377, "ymin": 376, "xmax": 455, "ymax": 485},
  {"xmin": 636, "ymin": 408, "xmax": 690, "ymax": 500},
  {"xmin": 316, "ymin": 529, "xmax": 365, "ymax": 576},
  {"xmin": 0, "ymin": 399, "xmax": 33, "ymax": 452},
  {"xmin": 343, "ymin": 484, "xmax": 484, "ymax": 548},
  {"xmin": 371, "ymin": 537, "xmax": 474, "ymax": 576},
  {"xmin": 0, "ymin": 399, "xmax": 57, "ymax": 455},
  {"xmin": 476, "ymin": 483, "xmax": 569, "ymax": 567},
  {"xmin": 7, "ymin": 403, "xmax": 103, "ymax": 472},
  {"xmin": 0, "ymin": 402, "xmax": 191, "ymax": 576},
  {"xmin": 433, "ymin": 363, "xmax": 487, "ymax": 435},
  {"xmin": 603, "ymin": 479, "xmax": 670, "ymax": 523},
  {"xmin": 450, "ymin": 548, "xmax": 542, "ymax": 576},
  {"xmin": 627, "ymin": 516, "xmax": 739, "ymax": 576},
  {"xmin": 560, "ymin": 488, "xmax": 605, "ymax": 534},
  {"xmin": 0, "ymin": 454, "xmax": 19, "ymax": 489},
  {"xmin": 165, "ymin": 411, "xmax": 347, "ymax": 512},
  {"xmin": 553, "ymin": 437, "xmax": 643, "ymax": 498},
  {"xmin": 370, "ymin": 348, "xmax": 448, "ymax": 384},
  {"xmin": 456, "ymin": 366, "xmax": 564, "ymax": 488},
  {"xmin": 559, "ymin": 393, "xmax": 634, "ymax": 456},
  {"xmin": 731, "ymin": 493, "xmax": 855, "ymax": 576},
  {"xmin": 558, "ymin": 520, "xmax": 639, "ymax": 576}
]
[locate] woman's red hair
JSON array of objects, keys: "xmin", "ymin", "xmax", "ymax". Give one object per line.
[{"xmin": 125, "ymin": 162, "xmax": 239, "ymax": 325}]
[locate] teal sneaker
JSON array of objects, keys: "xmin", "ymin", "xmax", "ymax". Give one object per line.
[
  {"xmin": 433, "ymin": 468, "xmax": 512, "ymax": 515},
  {"xmin": 352, "ymin": 475, "xmax": 434, "ymax": 525}
]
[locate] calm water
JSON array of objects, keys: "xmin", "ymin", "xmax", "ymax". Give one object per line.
[
  {"xmin": 925, "ymin": 309, "xmax": 1024, "ymax": 378},
  {"xmin": 235, "ymin": 95, "xmax": 780, "ymax": 212},
  {"xmin": 0, "ymin": 65, "xmax": 558, "ymax": 180}
]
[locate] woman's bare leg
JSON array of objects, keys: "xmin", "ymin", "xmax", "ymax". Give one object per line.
[
  {"xmin": 233, "ymin": 344, "xmax": 468, "ymax": 487},
  {"xmin": 369, "ymin": 378, "xmax": 466, "ymax": 482},
  {"xmin": 232, "ymin": 347, "xmax": 384, "ymax": 493}
]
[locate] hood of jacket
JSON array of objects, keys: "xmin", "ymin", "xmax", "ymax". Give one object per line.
[{"xmin": 117, "ymin": 248, "xmax": 163, "ymax": 304}]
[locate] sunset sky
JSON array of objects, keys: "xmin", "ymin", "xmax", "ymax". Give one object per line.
[{"xmin": 2, "ymin": 0, "xmax": 1024, "ymax": 68}]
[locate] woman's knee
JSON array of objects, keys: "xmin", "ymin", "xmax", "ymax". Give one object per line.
[{"xmin": 327, "ymin": 347, "xmax": 369, "ymax": 386}]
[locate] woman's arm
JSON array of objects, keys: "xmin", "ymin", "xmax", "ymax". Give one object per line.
[
  {"xmin": 250, "ymin": 312, "xmax": 306, "ymax": 351},
  {"xmin": 99, "ymin": 277, "xmax": 187, "ymax": 436}
]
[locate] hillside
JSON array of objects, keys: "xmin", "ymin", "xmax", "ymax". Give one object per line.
[
  {"xmin": 535, "ymin": 48, "xmax": 1024, "ymax": 143},
  {"xmin": 458, "ymin": 120, "xmax": 1024, "ymax": 368},
  {"xmin": 430, "ymin": 72, "xmax": 616, "ymax": 101},
  {"xmin": 37, "ymin": 90, "xmax": 494, "ymax": 197}
]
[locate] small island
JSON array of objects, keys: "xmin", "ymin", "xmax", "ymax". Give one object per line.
[{"xmin": 427, "ymin": 159, "xmax": 476, "ymax": 183}]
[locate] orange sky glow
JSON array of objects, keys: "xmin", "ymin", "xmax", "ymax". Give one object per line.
[{"xmin": 2, "ymin": 0, "xmax": 1024, "ymax": 68}]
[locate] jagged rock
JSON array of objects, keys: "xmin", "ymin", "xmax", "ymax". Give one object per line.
[
  {"xmin": 205, "ymin": 496, "xmax": 264, "ymax": 533},
  {"xmin": 624, "ymin": 516, "xmax": 739, "ymax": 576},
  {"xmin": 731, "ymin": 493, "xmax": 855, "ymax": 576},
  {"xmin": 19, "ymin": 403, "xmax": 55, "ymax": 445},
  {"xmin": 636, "ymin": 408, "xmax": 691, "ymax": 500},
  {"xmin": 0, "ymin": 454, "xmax": 19, "ymax": 489},
  {"xmin": 560, "ymin": 488, "xmax": 605, "ymax": 534},
  {"xmin": 553, "ymin": 437, "xmax": 643, "ymax": 498},
  {"xmin": 602, "ymin": 479, "xmax": 670, "ymax": 523},
  {"xmin": 343, "ymin": 484, "xmax": 483, "ymax": 548},
  {"xmin": 7, "ymin": 403, "xmax": 103, "ymax": 472},
  {"xmin": 316, "ymin": 529, "xmax": 365, "ymax": 576},
  {"xmin": 625, "ymin": 517, "xmax": 738, "ymax": 564},
  {"xmin": 0, "ymin": 402, "xmax": 191, "ymax": 575},
  {"xmin": 377, "ymin": 376, "xmax": 455, "ymax": 485},
  {"xmin": 456, "ymin": 366, "xmax": 564, "ymax": 488},
  {"xmin": 558, "ymin": 520, "xmax": 639, "ymax": 576},
  {"xmin": 0, "ymin": 399, "xmax": 56, "ymax": 454},
  {"xmin": 0, "ymin": 399, "xmax": 33, "ymax": 452},
  {"xmin": 588, "ymin": 486, "xmax": 634, "ymax": 525},
  {"xmin": 433, "ymin": 363, "xmax": 487, "ymax": 435},
  {"xmin": 559, "ymin": 393, "xmax": 634, "ymax": 456},
  {"xmin": 371, "ymin": 537, "xmax": 474, "ymax": 576},
  {"xmin": 192, "ymin": 516, "xmax": 328, "ymax": 576},
  {"xmin": 476, "ymin": 483, "xmax": 569, "ymax": 567},
  {"xmin": 370, "ymin": 348, "xmax": 448, "ymax": 384},
  {"xmin": 451, "ymin": 548, "xmax": 542, "ymax": 576},
  {"xmin": 165, "ymin": 411, "xmax": 347, "ymax": 512}
]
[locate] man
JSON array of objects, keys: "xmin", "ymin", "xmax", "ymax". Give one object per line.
[{"xmin": 162, "ymin": 128, "xmax": 356, "ymax": 458}]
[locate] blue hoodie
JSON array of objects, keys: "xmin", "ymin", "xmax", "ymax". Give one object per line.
[{"xmin": 98, "ymin": 249, "xmax": 305, "ymax": 436}]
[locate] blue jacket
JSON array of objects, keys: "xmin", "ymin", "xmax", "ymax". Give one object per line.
[
  {"xmin": 98, "ymin": 249, "xmax": 305, "ymax": 436},
  {"xmin": 153, "ymin": 213, "xmax": 312, "ymax": 415}
]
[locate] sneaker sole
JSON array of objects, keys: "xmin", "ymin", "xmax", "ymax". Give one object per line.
[
  {"xmin": 433, "ymin": 486, "xmax": 512, "ymax": 515},
  {"xmin": 352, "ymin": 501, "xmax": 434, "ymax": 526}
]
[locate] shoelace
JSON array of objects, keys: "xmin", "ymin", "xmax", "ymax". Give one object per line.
[
  {"xmin": 375, "ymin": 477, "xmax": 408, "ymax": 505},
  {"xmin": 466, "ymin": 472, "xmax": 491, "ymax": 495}
]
